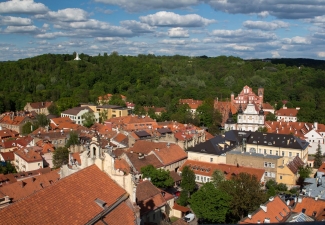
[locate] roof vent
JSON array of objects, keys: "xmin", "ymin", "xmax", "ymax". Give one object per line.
[
  {"xmin": 264, "ymin": 218, "xmax": 270, "ymax": 223},
  {"xmin": 95, "ymin": 198, "xmax": 107, "ymax": 209},
  {"xmin": 269, "ymin": 196, "xmax": 274, "ymax": 202}
]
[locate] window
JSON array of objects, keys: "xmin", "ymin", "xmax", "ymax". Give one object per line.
[
  {"xmin": 259, "ymin": 149, "xmax": 262, "ymax": 153},
  {"xmin": 264, "ymin": 149, "xmax": 267, "ymax": 154},
  {"xmin": 264, "ymin": 162, "xmax": 268, "ymax": 167},
  {"xmin": 268, "ymin": 163, "xmax": 272, "ymax": 168},
  {"xmin": 271, "ymin": 173, "xmax": 275, "ymax": 178},
  {"xmin": 38, "ymin": 163, "xmax": 40, "ymax": 166},
  {"xmin": 210, "ymin": 158, "xmax": 213, "ymax": 162},
  {"xmin": 276, "ymin": 151, "xmax": 278, "ymax": 156},
  {"xmin": 196, "ymin": 176, "xmax": 199, "ymax": 180},
  {"xmin": 207, "ymin": 178, "xmax": 210, "ymax": 182},
  {"xmin": 271, "ymin": 163, "xmax": 275, "ymax": 168},
  {"xmin": 280, "ymin": 175, "xmax": 283, "ymax": 180},
  {"xmin": 282, "ymin": 151, "xmax": 285, "ymax": 156},
  {"xmin": 239, "ymin": 116, "xmax": 241, "ymax": 119},
  {"xmin": 264, "ymin": 172, "xmax": 268, "ymax": 177},
  {"xmin": 78, "ymin": 116, "xmax": 80, "ymax": 119},
  {"xmin": 296, "ymin": 153, "xmax": 299, "ymax": 157},
  {"xmin": 270, "ymin": 150, "xmax": 272, "ymax": 155},
  {"xmin": 204, "ymin": 177, "xmax": 206, "ymax": 182},
  {"xmin": 289, "ymin": 152, "xmax": 292, "ymax": 157}
]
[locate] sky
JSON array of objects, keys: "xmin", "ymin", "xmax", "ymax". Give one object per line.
[{"xmin": 1, "ymin": 0, "xmax": 325, "ymax": 61}]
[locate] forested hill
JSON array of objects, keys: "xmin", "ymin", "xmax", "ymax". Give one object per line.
[
  {"xmin": 263, "ymin": 58, "xmax": 325, "ymax": 71},
  {"xmin": 0, "ymin": 53, "xmax": 325, "ymax": 123}
]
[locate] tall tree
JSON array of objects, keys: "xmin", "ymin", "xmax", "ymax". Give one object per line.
[
  {"xmin": 219, "ymin": 173, "xmax": 267, "ymax": 222},
  {"xmin": 48, "ymin": 102, "xmax": 60, "ymax": 116},
  {"xmin": 21, "ymin": 121, "xmax": 34, "ymax": 136},
  {"xmin": 53, "ymin": 147, "xmax": 69, "ymax": 168},
  {"xmin": 314, "ymin": 143, "xmax": 323, "ymax": 169},
  {"xmin": 189, "ymin": 182, "xmax": 231, "ymax": 224},
  {"xmin": 82, "ymin": 112, "xmax": 96, "ymax": 128},
  {"xmin": 297, "ymin": 165, "xmax": 313, "ymax": 185},
  {"xmin": 211, "ymin": 169, "xmax": 225, "ymax": 188},
  {"xmin": 141, "ymin": 165, "xmax": 174, "ymax": 188},
  {"xmin": 65, "ymin": 131, "xmax": 80, "ymax": 148},
  {"xmin": 180, "ymin": 165, "xmax": 196, "ymax": 194},
  {"xmin": 35, "ymin": 113, "xmax": 49, "ymax": 127}
]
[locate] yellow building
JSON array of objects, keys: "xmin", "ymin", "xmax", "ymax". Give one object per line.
[
  {"xmin": 81, "ymin": 104, "xmax": 132, "ymax": 121},
  {"xmin": 245, "ymin": 132, "xmax": 309, "ymax": 164}
]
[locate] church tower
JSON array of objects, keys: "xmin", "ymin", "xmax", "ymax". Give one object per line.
[{"xmin": 258, "ymin": 87, "xmax": 264, "ymax": 104}]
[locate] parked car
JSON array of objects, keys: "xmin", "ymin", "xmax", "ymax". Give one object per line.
[{"xmin": 183, "ymin": 213, "xmax": 195, "ymax": 223}]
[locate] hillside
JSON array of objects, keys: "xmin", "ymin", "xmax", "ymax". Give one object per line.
[{"xmin": 0, "ymin": 53, "xmax": 324, "ymax": 124}]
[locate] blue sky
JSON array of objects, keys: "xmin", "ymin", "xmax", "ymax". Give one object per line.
[{"xmin": 1, "ymin": 0, "xmax": 325, "ymax": 61}]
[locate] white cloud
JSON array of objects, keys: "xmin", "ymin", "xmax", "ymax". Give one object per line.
[
  {"xmin": 93, "ymin": 0, "xmax": 199, "ymax": 12},
  {"xmin": 271, "ymin": 51, "xmax": 280, "ymax": 58},
  {"xmin": 160, "ymin": 39, "xmax": 186, "ymax": 45},
  {"xmin": 282, "ymin": 36, "xmax": 311, "ymax": 44},
  {"xmin": 4, "ymin": 25, "xmax": 41, "ymax": 34},
  {"xmin": 205, "ymin": 0, "xmax": 325, "ymax": 19},
  {"xmin": 95, "ymin": 37, "xmax": 125, "ymax": 42},
  {"xmin": 257, "ymin": 11, "xmax": 269, "ymax": 18},
  {"xmin": 90, "ymin": 45, "xmax": 99, "ymax": 49},
  {"xmin": 0, "ymin": 0, "xmax": 48, "ymax": 14},
  {"xmin": 0, "ymin": 16, "xmax": 32, "ymax": 26},
  {"xmin": 35, "ymin": 32, "xmax": 72, "ymax": 39},
  {"xmin": 168, "ymin": 27, "xmax": 189, "ymax": 38},
  {"xmin": 52, "ymin": 19, "xmax": 134, "ymax": 38},
  {"xmin": 243, "ymin": 20, "xmax": 289, "ymax": 31},
  {"xmin": 209, "ymin": 29, "xmax": 277, "ymax": 42},
  {"xmin": 140, "ymin": 11, "xmax": 216, "ymax": 27},
  {"xmin": 120, "ymin": 20, "xmax": 155, "ymax": 33},
  {"xmin": 317, "ymin": 52, "xmax": 325, "ymax": 57},
  {"xmin": 35, "ymin": 8, "xmax": 88, "ymax": 22},
  {"xmin": 225, "ymin": 44, "xmax": 254, "ymax": 51}
]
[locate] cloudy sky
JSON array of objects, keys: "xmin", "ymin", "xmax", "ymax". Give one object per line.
[{"xmin": 1, "ymin": 0, "xmax": 325, "ymax": 61}]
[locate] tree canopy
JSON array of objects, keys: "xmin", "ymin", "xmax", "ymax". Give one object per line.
[
  {"xmin": 65, "ymin": 131, "xmax": 80, "ymax": 148},
  {"xmin": 189, "ymin": 182, "xmax": 231, "ymax": 224},
  {"xmin": 53, "ymin": 147, "xmax": 69, "ymax": 169},
  {"xmin": 140, "ymin": 165, "xmax": 174, "ymax": 188},
  {"xmin": 0, "ymin": 54, "xmax": 325, "ymax": 126},
  {"xmin": 314, "ymin": 143, "xmax": 323, "ymax": 169}
]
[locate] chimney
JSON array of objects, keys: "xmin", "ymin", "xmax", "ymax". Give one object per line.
[
  {"xmin": 248, "ymin": 213, "xmax": 252, "ymax": 219},
  {"xmin": 260, "ymin": 204, "xmax": 267, "ymax": 212},
  {"xmin": 269, "ymin": 196, "xmax": 274, "ymax": 202},
  {"xmin": 314, "ymin": 122, "xmax": 318, "ymax": 130}
]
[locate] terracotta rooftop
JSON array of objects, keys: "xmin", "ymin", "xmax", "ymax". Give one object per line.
[
  {"xmin": 114, "ymin": 158, "xmax": 131, "ymax": 174},
  {"xmin": 265, "ymin": 121, "xmax": 314, "ymax": 138},
  {"xmin": 0, "ymin": 169, "xmax": 60, "ymax": 202},
  {"xmin": 179, "ymin": 99, "xmax": 203, "ymax": 109},
  {"xmin": 0, "ymin": 151, "xmax": 15, "ymax": 161},
  {"xmin": 0, "ymin": 165, "xmax": 136, "ymax": 225},
  {"xmin": 173, "ymin": 202, "xmax": 190, "ymax": 213},
  {"xmin": 113, "ymin": 133, "xmax": 128, "ymax": 143},
  {"xmin": 1, "ymin": 136, "xmax": 33, "ymax": 149},
  {"xmin": 151, "ymin": 144, "xmax": 187, "ymax": 166},
  {"xmin": 292, "ymin": 197, "xmax": 325, "ymax": 221},
  {"xmin": 124, "ymin": 152, "xmax": 163, "ymax": 172},
  {"xmin": 0, "ymin": 115, "xmax": 26, "ymax": 125},
  {"xmin": 240, "ymin": 196, "xmax": 290, "ymax": 224},
  {"xmin": 29, "ymin": 102, "xmax": 52, "ymax": 109},
  {"xmin": 130, "ymin": 140, "xmax": 170, "ymax": 155},
  {"xmin": 287, "ymin": 156, "xmax": 304, "ymax": 174},
  {"xmin": 136, "ymin": 180, "xmax": 166, "ymax": 215},
  {"xmin": 318, "ymin": 162, "xmax": 325, "ymax": 173},
  {"xmin": 0, "ymin": 128, "xmax": 19, "ymax": 139},
  {"xmin": 276, "ymin": 108, "xmax": 299, "ymax": 117},
  {"xmin": 14, "ymin": 148, "xmax": 43, "ymax": 163},
  {"xmin": 180, "ymin": 160, "xmax": 265, "ymax": 181},
  {"xmin": 170, "ymin": 171, "xmax": 182, "ymax": 182}
]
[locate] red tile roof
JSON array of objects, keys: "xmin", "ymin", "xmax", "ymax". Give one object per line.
[
  {"xmin": 265, "ymin": 121, "xmax": 312, "ymax": 138},
  {"xmin": 14, "ymin": 148, "xmax": 43, "ymax": 163},
  {"xmin": 180, "ymin": 160, "xmax": 265, "ymax": 181},
  {"xmin": 29, "ymin": 102, "xmax": 52, "ymax": 109},
  {"xmin": 152, "ymin": 144, "xmax": 187, "ymax": 166},
  {"xmin": 0, "ymin": 128, "xmax": 19, "ymax": 139},
  {"xmin": 136, "ymin": 180, "xmax": 166, "ymax": 215},
  {"xmin": 179, "ymin": 99, "xmax": 203, "ymax": 109},
  {"xmin": 0, "ymin": 169, "xmax": 60, "ymax": 202},
  {"xmin": 287, "ymin": 156, "xmax": 304, "ymax": 174},
  {"xmin": 318, "ymin": 162, "xmax": 325, "ymax": 173},
  {"xmin": 173, "ymin": 202, "xmax": 190, "ymax": 213},
  {"xmin": 0, "ymin": 165, "xmax": 136, "ymax": 225},
  {"xmin": 113, "ymin": 133, "xmax": 128, "ymax": 143},
  {"xmin": 114, "ymin": 158, "xmax": 131, "ymax": 174},
  {"xmin": 240, "ymin": 196, "xmax": 290, "ymax": 224},
  {"xmin": 0, "ymin": 115, "xmax": 26, "ymax": 125},
  {"xmin": 292, "ymin": 197, "xmax": 325, "ymax": 221},
  {"xmin": 276, "ymin": 108, "xmax": 299, "ymax": 117},
  {"xmin": 0, "ymin": 151, "xmax": 15, "ymax": 161},
  {"xmin": 125, "ymin": 152, "xmax": 163, "ymax": 172},
  {"xmin": 130, "ymin": 140, "xmax": 170, "ymax": 155}
]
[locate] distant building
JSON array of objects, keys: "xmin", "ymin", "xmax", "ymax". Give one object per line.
[
  {"xmin": 61, "ymin": 106, "xmax": 99, "ymax": 125},
  {"xmin": 74, "ymin": 52, "xmax": 81, "ymax": 60},
  {"xmin": 24, "ymin": 101, "xmax": 53, "ymax": 115},
  {"xmin": 275, "ymin": 105, "xmax": 299, "ymax": 122}
]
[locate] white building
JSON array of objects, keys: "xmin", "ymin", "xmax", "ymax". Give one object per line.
[
  {"xmin": 14, "ymin": 148, "xmax": 43, "ymax": 172},
  {"xmin": 61, "ymin": 106, "xmax": 99, "ymax": 125},
  {"xmin": 226, "ymin": 103, "xmax": 265, "ymax": 131}
]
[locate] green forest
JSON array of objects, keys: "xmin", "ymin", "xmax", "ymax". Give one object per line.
[{"xmin": 1, "ymin": 53, "xmax": 325, "ymax": 124}]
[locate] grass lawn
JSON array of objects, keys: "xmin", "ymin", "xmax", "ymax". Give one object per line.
[{"xmin": 170, "ymin": 216, "xmax": 179, "ymax": 223}]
